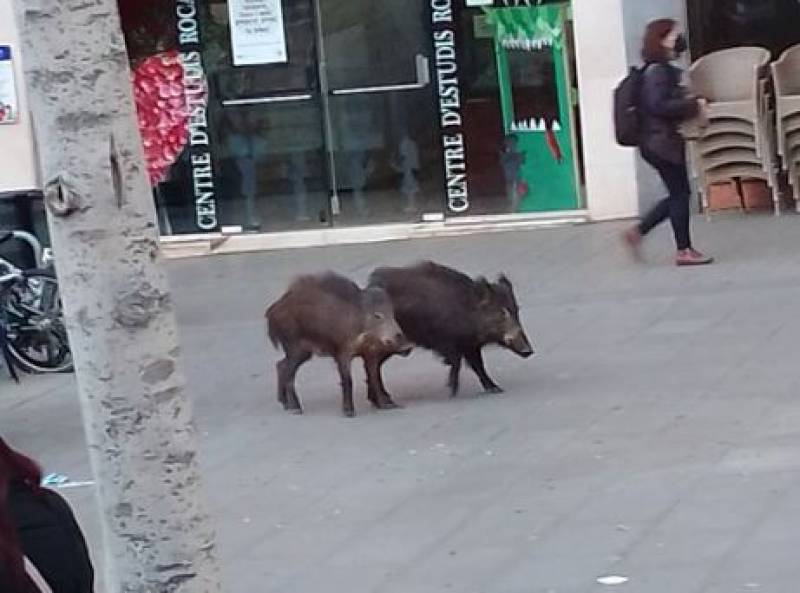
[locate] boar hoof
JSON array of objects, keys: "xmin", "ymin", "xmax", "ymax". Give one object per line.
[
  {"xmin": 343, "ymin": 408, "xmax": 357, "ymax": 418},
  {"xmin": 484, "ymin": 385, "xmax": 504, "ymax": 395},
  {"xmin": 283, "ymin": 399, "xmax": 303, "ymax": 414},
  {"xmin": 377, "ymin": 399, "xmax": 402, "ymax": 410}
]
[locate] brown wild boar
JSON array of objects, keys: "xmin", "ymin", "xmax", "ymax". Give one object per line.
[{"xmin": 266, "ymin": 273, "xmax": 412, "ymax": 417}]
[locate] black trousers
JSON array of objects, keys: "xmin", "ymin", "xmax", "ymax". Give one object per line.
[{"xmin": 638, "ymin": 150, "xmax": 692, "ymax": 250}]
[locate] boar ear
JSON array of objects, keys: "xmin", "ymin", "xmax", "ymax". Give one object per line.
[
  {"xmin": 476, "ymin": 277, "xmax": 493, "ymax": 304},
  {"xmin": 497, "ymin": 274, "xmax": 512, "ymax": 291}
]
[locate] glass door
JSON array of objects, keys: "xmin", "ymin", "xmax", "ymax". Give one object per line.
[
  {"xmin": 200, "ymin": 0, "xmax": 445, "ymax": 233},
  {"xmin": 204, "ymin": 0, "xmax": 331, "ymax": 232},
  {"xmin": 319, "ymin": 0, "xmax": 445, "ymax": 225}
]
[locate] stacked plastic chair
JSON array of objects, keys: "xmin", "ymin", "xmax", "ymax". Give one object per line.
[
  {"xmin": 687, "ymin": 47, "xmax": 780, "ymax": 215},
  {"xmin": 771, "ymin": 44, "xmax": 800, "ymax": 212}
]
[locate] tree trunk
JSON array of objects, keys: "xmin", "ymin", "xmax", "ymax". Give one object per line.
[{"xmin": 12, "ymin": 2, "xmax": 222, "ymax": 592}]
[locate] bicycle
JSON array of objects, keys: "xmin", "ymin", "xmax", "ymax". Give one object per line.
[{"xmin": 0, "ymin": 231, "xmax": 73, "ymax": 379}]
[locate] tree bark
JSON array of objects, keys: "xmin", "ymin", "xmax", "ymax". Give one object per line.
[{"xmin": 12, "ymin": 2, "xmax": 222, "ymax": 592}]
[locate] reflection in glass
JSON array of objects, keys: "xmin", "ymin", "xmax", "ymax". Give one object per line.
[
  {"xmin": 203, "ymin": 0, "xmax": 329, "ymax": 232},
  {"xmin": 322, "ymin": 0, "xmax": 444, "ymax": 224}
]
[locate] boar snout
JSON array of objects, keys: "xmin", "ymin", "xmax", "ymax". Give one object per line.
[
  {"xmin": 384, "ymin": 333, "xmax": 413, "ymax": 356},
  {"xmin": 505, "ymin": 329, "xmax": 534, "ymax": 358}
]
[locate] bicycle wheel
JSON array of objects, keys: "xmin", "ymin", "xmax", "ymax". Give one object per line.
[{"xmin": 2, "ymin": 269, "xmax": 73, "ymax": 374}]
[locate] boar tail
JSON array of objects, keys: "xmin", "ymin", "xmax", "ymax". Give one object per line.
[
  {"xmin": 265, "ymin": 307, "xmax": 281, "ymax": 350},
  {"xmin": 267, "ymin": 320, "xmax": 281, "ymax": 350}
]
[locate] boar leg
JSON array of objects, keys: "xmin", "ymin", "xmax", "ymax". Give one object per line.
[
  {"xmin": 364, "ymin": 356, "xmax": 379, "ymax": 406},
  {"xmin": 446, "ymin": 354, "xmax": 462, "ymax": 397},
  {"xmin": 276, "ymin": 358, "xmax": 289, "ymax": 406},
  {"xmin": 278, "ymin": 349, "xmax": 310, "ymax": 414},
  {"xmin": 465, "ymin": 348, "xmax": 503, "ymax": 394},
  {"xmin": 376, "ymin": 354, "xmax": 402, "ymax": 409},
  {"xmin": 365, "ymin": 354, "xmax": 401, "ymax": 410},
  {"xmin": 336, "ymin": 354, "xmax": 356, "ymax": 417}
]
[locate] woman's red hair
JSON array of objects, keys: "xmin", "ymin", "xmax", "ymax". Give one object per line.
[
  {"xmin": 0, "ymin": 438, "xmax": 42, "ymax": 592},
  {"xmin": 642, "ymin": 18, "xmax": 677, "ymax": 63}
]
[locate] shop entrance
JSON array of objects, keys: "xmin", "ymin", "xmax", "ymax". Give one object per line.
[
  {"xmin": 120, "ymin": 0, "xmax": 443, "ymax": 234},
  {"xmin": 209, "ymin": 0, "xmax": 445, "ymax": 233}
]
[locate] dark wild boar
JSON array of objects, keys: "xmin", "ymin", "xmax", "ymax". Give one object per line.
[
  {"xmin": 369, "ymin": 261, "xmax": 533, "ymax": 397},
  {"xmin": 266, "ymin": 273, "xmax": 412, "ymax": 417}
]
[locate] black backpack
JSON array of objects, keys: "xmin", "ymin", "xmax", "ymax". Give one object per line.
[{"xmin": 613, "ymin": 65, "xmax": 646, "ymax": 147}]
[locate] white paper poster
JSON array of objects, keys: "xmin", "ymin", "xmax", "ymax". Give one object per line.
[
  {"xmin": 227, "ymin": 0, "xmax": 288, "ymax": 66},
  {"xmin": 0, "ymin": 45, "xmax": 19, "ymax": 125}
]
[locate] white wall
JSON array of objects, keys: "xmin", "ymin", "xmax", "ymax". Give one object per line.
[
  {"xmin": 0, "ymin": 0, "xmax": 38, "ymax": 194},
  {"xmin": 572, "ymin": 0, "xmax": 640, "ymax": 221},
  {"xmin": 620, "ymin": 0, "xmax": 689, "ymax": 213}
]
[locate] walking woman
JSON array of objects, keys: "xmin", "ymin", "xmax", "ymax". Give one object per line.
[
  {"xmin": 0, "ymin": 437, "xmax": 94, "ymax": 592},
  {"xmin": 624, "ymin": 18, "xmax": 713, "ymax": 266}
]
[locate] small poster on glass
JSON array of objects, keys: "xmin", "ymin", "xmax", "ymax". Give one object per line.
[
  {"xmin": 0, "ymin": 45, "xmax": 19, "ymax": 125},
  {"xmin": 227, "ymin": 0, "xmax": 288, "ymax": 66}
]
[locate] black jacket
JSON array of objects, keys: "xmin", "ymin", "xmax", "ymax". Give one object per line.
[
  {"xmin": 2, "ymin": 482, "xmax": 94, "ymax": 593},
  {"xmin": 640, "ymin": 62, "xmax": 699, "ymax": 164}
]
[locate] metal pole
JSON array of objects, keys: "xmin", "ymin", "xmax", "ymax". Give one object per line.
[{"xmin": 311, "ymin": 0, "xmax": 341, "ymax": 216}]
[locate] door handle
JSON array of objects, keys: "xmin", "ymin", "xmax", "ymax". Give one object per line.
[
  {"xmin": 222, "ymin": 93, "xmax": 313, "ymax": 107},
  {"xmin": 330, "ymin": 54, "xmax": 430, "ymax": 96}
]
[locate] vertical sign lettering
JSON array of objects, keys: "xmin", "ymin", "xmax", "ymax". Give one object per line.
[
  {"xmin": 176, "ymin": 0, "xmax": 218, "ymax": 231},
  {"xmin": 431, "ymin": 0, "xmax": 469, "ymax": 213}
]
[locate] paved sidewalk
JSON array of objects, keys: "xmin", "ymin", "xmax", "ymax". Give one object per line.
[{"xmin": 3, "ymin": 215, "xmax": 800, "ymax": 593}]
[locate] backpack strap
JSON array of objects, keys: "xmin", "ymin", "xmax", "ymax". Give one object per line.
[{"xmin": 24, "ymin": 556, "xmax": 53, "ymax": 593}]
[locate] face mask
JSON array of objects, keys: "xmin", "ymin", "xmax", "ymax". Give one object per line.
[{"xmin": 674, "ymin": 34, "xmax": 688, "ymax": 56}]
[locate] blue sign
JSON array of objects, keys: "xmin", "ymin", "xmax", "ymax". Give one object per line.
[{"xmin": 0, "ymin": 46, "xmax": 11, "ymax": 61}]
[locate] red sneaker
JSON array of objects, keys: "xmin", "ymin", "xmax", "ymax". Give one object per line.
[{"xmin": 676, "ymin": 249, "xmax": 713, "ymax": 266}]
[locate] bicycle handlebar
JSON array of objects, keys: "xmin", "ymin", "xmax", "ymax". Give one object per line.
[
  {"xmin": 0, "ymin": 271, "xmax": 23, "ymax": 284},
  {"xmin": 8, "ymin": 231, "xmax": 45, "ymax": 268}
]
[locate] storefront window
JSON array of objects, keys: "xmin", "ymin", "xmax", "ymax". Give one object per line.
[
  {"xmin": 450, "ymin": 1, "xmax": 583, "ymax": 216},
  {"xmin": 117, "ymin": 0, "xmax": 584, "ymax": 236},
  {"xmin": 119, "ymin": 0, "xmax": 445, "ymax": 235},
  {"xmin": 688, "ymin": 0, "xmax": 800, "ymax": 59}
]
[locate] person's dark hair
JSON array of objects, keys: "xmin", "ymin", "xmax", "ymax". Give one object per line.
[
  {"xmin": 642, "ymin": 18, "xmax": 677, "ymax": 63},
  {"xmin": 0, "ymin": 438, "xmax": 42, "ymax": 593}
]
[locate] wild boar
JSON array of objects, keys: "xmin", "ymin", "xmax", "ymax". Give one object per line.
[
  {"xmin": 369, "ymin": 261, "xmax": 533, "ymax": 398},
  {"xmin": 266, "ymin": 272, "xmax": 412, "ymax": 417}
]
